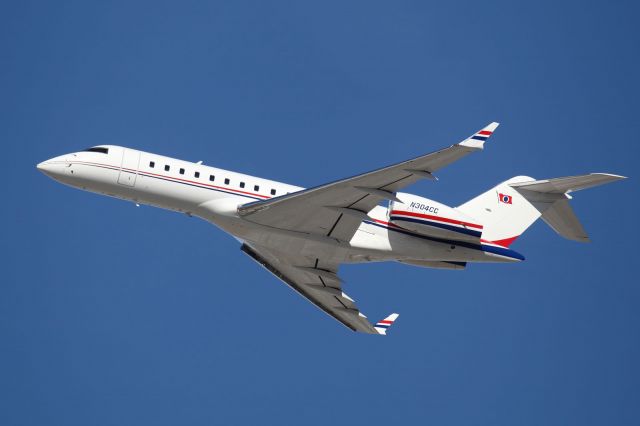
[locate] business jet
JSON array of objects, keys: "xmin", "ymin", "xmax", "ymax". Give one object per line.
[{"xmin": 37, "ymin": 123, "xmax": 625, "ymax": 335}]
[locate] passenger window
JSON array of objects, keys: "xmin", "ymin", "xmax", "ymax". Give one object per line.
[
  {"xmin": 270, "ymin": 189, "xmax": 276, "ymax": 195},
  {"xmin": 179, "ymin": 168, "xmax": 185, "ymax": 175},
  {"xmin": 164, "ymin": 165, "xmax": 170, "ymax": 172},
  {"xmin": 240, "ymin": 182, "xmax": 245, "ymax": 188},
  {"xmin": 194, "ymin": 171, "xmax": 200, "ymax": 178},
  {"xmin": 149, "ymin": 161, "xmax": 155, "ymax": 168},
  {"xmin": 254, "ymin": 185, "xmax": 259, "ymax": 191},
  {"xmin": 224, "ymin": 178, "xmax": 230, "ymax": 185},
  {"xmin": 209, "ymin": 175, "xmax": 215, "ymax": 182}
]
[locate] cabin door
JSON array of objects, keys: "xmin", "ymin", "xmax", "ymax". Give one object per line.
[{"xmin": 118, "ymin": 149, "xmax": 140, "ymax": 186}]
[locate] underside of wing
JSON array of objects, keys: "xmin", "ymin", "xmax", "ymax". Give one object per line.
[
  {"xmin": 238, "ymin": 123, "xmax": 499, "ymax": 242},
  {"xmin": 241, "ymin": 243, "xmax": 396, "ymax": 334}
]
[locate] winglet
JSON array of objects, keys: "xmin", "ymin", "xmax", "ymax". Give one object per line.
[
  {"xmin": 374, "ymin": 313, "xmax": 400, "ymax": 335},
  {"xmin": 459, "ymin": 122, "xmax": 500, "ymax": 149}
]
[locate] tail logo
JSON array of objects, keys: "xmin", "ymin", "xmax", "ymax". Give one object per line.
[{"xmin": 498, "ymin": 193, "xmax": 513, "ymax": 204}]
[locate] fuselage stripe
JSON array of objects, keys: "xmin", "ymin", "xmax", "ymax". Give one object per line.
[{"xmin": 72, "ymin": 160, "xmax": 271, "ymax": 201}]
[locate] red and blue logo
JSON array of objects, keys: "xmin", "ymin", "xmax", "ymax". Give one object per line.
[{"xmin": 498, "ymin": 193, "xmax": 513, "ymax": 204}]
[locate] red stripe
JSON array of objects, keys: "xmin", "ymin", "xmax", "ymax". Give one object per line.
[
  {"xmin": 378, "ymin": 320, "xmax": 393, "ymax": 324},
  {"xmin": 478, "ymin": 130, "xmax": 492, "ymax": 136},
  {"xmin": 390, "ymin": 210, "xmax": 483, "ymax": 230},
  {"xmin": 481, "ymin": 236, "xmax": 518, "ymax": 247},
  {"xmin": 139, "ymin": 169, "xmax": 271, "ymax": 199}
]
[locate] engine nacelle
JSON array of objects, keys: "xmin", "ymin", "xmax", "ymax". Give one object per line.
[{"xmin": 389, "ymin": 193, "xmax": 484, "ymax": 242}]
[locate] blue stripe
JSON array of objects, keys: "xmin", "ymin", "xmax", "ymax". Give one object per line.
[
  {"xmin": 390, "ymin": 215, "xmax": 482, "ymax": 238},
  {"xmin": 471, "ymin": 135, "xmax": 488, "ymax": 141},
  {"xmin": 375, "ymin": 324, "xmax": 390, "ymax": 328},
  {"xmin": 365, "ymin": 220, "xmax": 525, "ymax": 261},
  {"xmin": 480, "ymin": 243, "xmax": 524, "ymax": 260}
]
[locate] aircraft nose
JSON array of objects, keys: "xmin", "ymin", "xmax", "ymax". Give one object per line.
[
  {"xmin": 36, "ymin": 161, "xmax": 50, "ymax": 172},
  {"xmin": 36, "ymin": 155, "xmax": 71, "ymax": 178},
  {"xmin": 36, "ymin": 160, "xmax": 60, "ymax": 176}
]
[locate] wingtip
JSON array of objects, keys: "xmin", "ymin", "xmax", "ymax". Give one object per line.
[
  {"xmin": 374, "ymin": 313, "xmax": 400, "ymax": 335},
  {"xmin": 459, "ymin": 122, "xmax": 499, "ymax": 149},
  {"xmin": 591, "ymin": 173, "xmax": 627, "ymax": 180}
]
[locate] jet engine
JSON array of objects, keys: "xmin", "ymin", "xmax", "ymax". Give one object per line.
[{"xmin": 389, "ymin": 193, "xmax": 483, "ymax": 242}]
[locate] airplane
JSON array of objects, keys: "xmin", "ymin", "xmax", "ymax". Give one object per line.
[{"xmin": 37, "ymin": 122, "xmax": 626, "ymax": 335}]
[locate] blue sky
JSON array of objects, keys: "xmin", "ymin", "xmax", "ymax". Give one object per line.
[{"xmin": 2, "ymin": 1, "xmax": 639, "ymax": 425}]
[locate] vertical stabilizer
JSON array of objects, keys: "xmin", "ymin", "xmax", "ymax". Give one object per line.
[{"xmin": 455, "ymin": 176, "xmax": 542, "ymax": 246}]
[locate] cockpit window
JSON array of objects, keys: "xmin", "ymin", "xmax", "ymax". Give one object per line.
[{"xmin": 84, "ymin": 147, "xmax": 109, "ymax": 154}]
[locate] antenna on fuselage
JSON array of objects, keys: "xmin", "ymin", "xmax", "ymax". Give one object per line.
[{"xmin": 196, "ymin": 160, "xmax": 203, "ymax": 165}]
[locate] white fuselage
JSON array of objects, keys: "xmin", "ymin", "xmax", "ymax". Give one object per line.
[{"xmin": 37, "ymin": 145, "xmax": 523, "ymax": 266}]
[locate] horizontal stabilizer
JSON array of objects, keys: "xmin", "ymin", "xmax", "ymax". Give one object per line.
[
  {"xmin": 509, "ymin": 173, "xmax": 626, "ymax": 194},
  {"xmin": 509, "ymin": 173, "xmax": 626, "ymax": 242},
  {"xmin": 541, "ymin": 199, "xmax": 589, "ymax": 242}
]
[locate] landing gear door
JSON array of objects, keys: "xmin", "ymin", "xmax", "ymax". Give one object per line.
[{"xmin": 118, "ymin": 149, "xmax": 140, "ymax": 186}]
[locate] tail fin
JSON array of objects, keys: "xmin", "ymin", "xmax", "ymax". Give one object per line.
[
  {"xmin": 456, "ymin": 173, "xmax": 626, "ymax": 246},
  {"xmin": 374, "ymin": 313, "xmax": 399, "ymax": 335}
]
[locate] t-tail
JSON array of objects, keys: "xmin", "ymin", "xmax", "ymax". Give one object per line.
[{"xmin": 455, "ymin": 173, "xmax": 626, "ymax": 247}]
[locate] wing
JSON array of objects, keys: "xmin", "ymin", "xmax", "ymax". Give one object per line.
[
  {"xmin": 239, "ymin": 123, "xmax": 499, "ymax": 242},
  {"xmin": 241, "ymin": 243, "xmax": 398, "ymax": 334}
]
